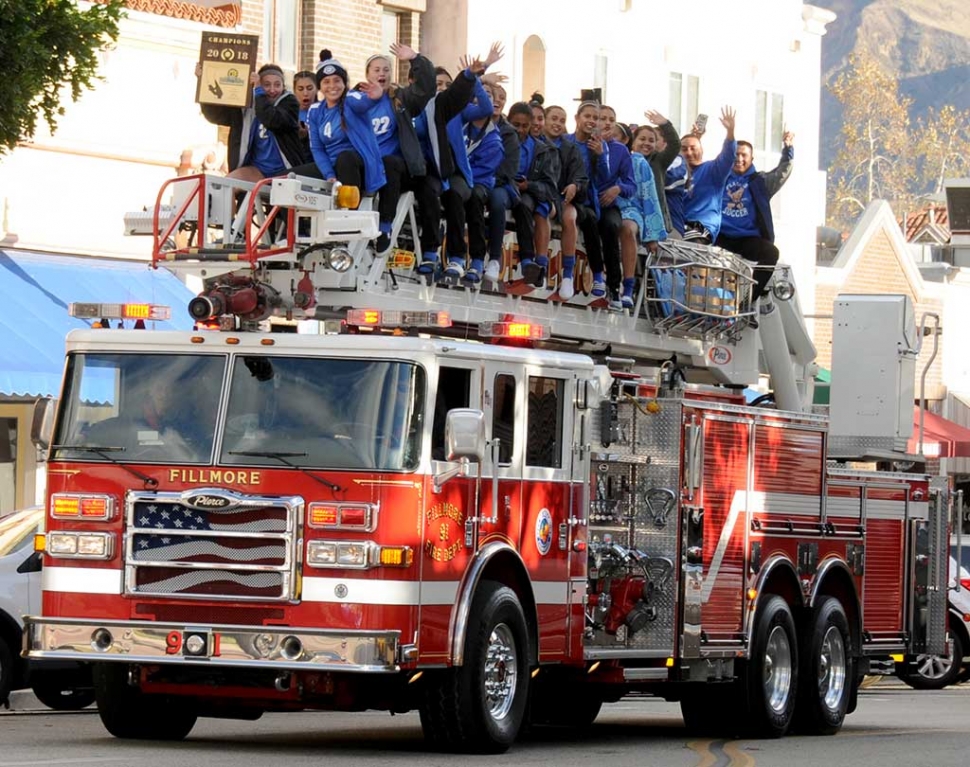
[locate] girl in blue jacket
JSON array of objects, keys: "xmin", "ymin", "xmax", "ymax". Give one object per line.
[
  {"xmin": 616, "ymin": 129, "xmax": 667, "ymax": 309},
  {"xmin": 290, "ymin": 53, "xmax": 387, "ymax": 217}
]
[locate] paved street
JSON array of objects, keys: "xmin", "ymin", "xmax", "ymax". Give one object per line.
[{"xmin": 2, "ymin": 681, "xmax": 969, "ymax": 766}]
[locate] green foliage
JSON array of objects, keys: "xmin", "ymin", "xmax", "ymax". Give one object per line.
[{"xmin": 0, "ymin": 0, "xmax": 123, "ymax": 155}]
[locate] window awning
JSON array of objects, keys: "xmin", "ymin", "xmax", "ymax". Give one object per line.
[
  {"xmin": 0, "ymin": 249, "xmax": 197, "ymax": 398},
  {"xmin": 908, "ymin": 406, "xmax": 970, "ymax": 458}
]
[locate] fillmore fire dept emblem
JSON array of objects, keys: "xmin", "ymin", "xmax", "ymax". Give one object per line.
[
  {"xmin": 425, "ymin": 502, "xmax": 464, "ymax": 562},
  {"xmin": 535, "ymin": 508, "xmax": 553, "ymax": 555}
]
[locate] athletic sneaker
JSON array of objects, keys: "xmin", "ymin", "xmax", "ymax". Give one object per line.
[
  {"xmin": 559, "ymin": 277, "xmax": 575, "ymax": 301},
  {"xmin": 444, "ymin": 261, "xmax": 465, "ymax": 279},
  {"xmin": 621, "ymin": 294, "xmax": 634, "ymax": 309},
  {"xmin": 521, "ymin": 260, "xmax": 545, "ymax": 287},
  {"xmin": 463, "ymin": 265, "xmax": 481, "ymax": 283},
  {"xmin": 484, "ymin": 260, "xmax": 502, "ymax": 283},
  {"xmin": 608, "ymin": 296, "xmax": 624, "ymax": 312},
  {"xmin": 591, "ymin": 279, "xmax": 607, "ymax": 297}
]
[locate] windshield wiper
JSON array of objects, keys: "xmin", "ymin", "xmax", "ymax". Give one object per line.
[
  {"xmin": 229, "ymin": 450, "xmax": 342, "ymax": 492},
  {"xmin": 51, "ymin": 444, "xmax": 158, "ymax": 488}
]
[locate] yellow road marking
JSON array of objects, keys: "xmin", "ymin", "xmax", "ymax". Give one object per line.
[
  {"xmin": 723, "ymin": 740, "xmax": 755, "ymax": 766},
  {"xmin": 687, "ymin": 740, "xmax": 717, "ymax": 767}
]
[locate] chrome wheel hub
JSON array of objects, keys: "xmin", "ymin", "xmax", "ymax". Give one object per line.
[
  {"xmin": 764, "ymin": 624, "xmax": 793, "ymax": 714},
  {"xmin": 916, "ymin": 639, "xmax": 955, "ymax": 680},
  {"xmin": 819, "ymin": 625, "xmax": 847, "ymax": 709},
  {"xmin": 483, "ymin": 623, "xmax": 517, "ymax": 720}
]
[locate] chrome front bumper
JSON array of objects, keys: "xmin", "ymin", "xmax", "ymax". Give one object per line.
[{"xmin": 24, "ymin": 617, "xmax": 400, "ymax": 673}]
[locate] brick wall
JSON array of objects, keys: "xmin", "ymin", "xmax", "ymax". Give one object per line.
[
  {"xmin": 235, "ymin": 0, "xmax": 422, "ymax": 84},
  {"xmin": 814, "ymin": 227, "xmax": 944, "ymax": 396}
]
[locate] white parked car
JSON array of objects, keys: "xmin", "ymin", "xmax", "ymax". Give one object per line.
[
  {"xmin": 896, "ymin": 539, "xmax": 970, "ymax": 690},
  {"xmin": 0, "ymin": 506, "xmax": 94, "ymax": 710}
]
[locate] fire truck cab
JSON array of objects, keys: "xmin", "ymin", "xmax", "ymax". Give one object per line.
[{"xmin": 24, "ymin": 174, "xmax": 952, "ymax": 753}]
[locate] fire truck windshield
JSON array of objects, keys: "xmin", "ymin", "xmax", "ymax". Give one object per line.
[
  {"xmin": 219, "ymin": 355, "xmax": 425, "ymax": 472},
  {"xmin": 52, "ymin": 353, "xmax": 225, "ymax": 464}
]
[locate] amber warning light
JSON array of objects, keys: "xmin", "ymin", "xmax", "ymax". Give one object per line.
[{"xmin": 69, "ymin": 302, "xmax": 171, "ymax": 321}]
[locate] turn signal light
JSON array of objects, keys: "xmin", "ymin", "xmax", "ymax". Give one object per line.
[
  {"xmin": 69, "ymin": 302, "xmax": 171, "ymax": 321},
  {"xmin": 379, "ymin": 546, "xmax": 413, "ymax": 567},
  {"xmin": 333, "ymin": 183, "xmax": 361, "ymax": 209}
]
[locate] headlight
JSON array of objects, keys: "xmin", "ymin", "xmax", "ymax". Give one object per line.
[
  {"xmin": 327, "ymin": 247, "xmax": 353, "ymax": 272},
  {"xmin": 337, "ymin": 543, "xmax": 367, "ymax": 567},
  {"xmin": 48, "ymin": 531, "xmax": 114, "ymax": 559},
  {"xmin": 306, "ymin": 540, "xmax": 374, "ymax": 569},
  {"xmin": 307, "ymin": 541, "xmax": 336, "ymax": 566}
]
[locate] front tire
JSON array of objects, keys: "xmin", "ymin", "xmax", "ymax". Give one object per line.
[
  {"xmin": 740, "ymin": 595, "xmax": 798, "ymax": 738},
  {"xmin": 419, "ymin": 581, "xmax": 530, "ymax": 753},
  {"xmin": 795, "ymin": 597, "xmax": 851, "ymax": 734},
  {"xmin": 94, "ymin": 664, "xmax": 197, "ymax": 740},
  {"xmin": 898, "ymin": 632, "xmax": 964, "ymax": 690},
  {"xmin": 0, "ymin": 637, "xmax": 14, "ymax": 705}
]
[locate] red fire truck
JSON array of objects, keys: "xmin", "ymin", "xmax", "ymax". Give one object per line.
[{"xmin": 26, "ymin": 174, "xmax": 951, "ymax": 753}]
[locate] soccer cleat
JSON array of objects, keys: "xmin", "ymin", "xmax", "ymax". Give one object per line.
[{"xmin": 559, "ymin": 277, "xmax": 575, "ymax": 301}]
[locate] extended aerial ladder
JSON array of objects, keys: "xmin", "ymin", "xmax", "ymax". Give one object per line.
[{"xmin": 137, "ymin": 172, "xmax": 817, "ymax": 408}]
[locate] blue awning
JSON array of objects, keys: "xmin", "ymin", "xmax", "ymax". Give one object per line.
[{"xmin": 0, "ymin": 249, "xmax": 197, "ymax": 398}]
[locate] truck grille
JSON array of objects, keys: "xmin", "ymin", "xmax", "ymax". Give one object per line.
[{"xmin": 125, "ymin": 490, "xmax": 303, "ymax": 602}]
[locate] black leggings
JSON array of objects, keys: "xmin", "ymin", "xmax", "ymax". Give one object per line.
[
  {"xmin": 441, "ymin": 174, "xmax": 472, "ymax": 258},
  {"xmin": 510, "ymin": 192, "xmax": 537, "ymax": 259},
  {"xmin": 599, "ymin": 205, "xmax": 623, "ymax": 292},
  {"xmin": 289, "ymin": 151, "xmax": 402, "ymax": 225},
  {"xmin": 715, "ymin": 234, "xmax": 780, "ymax": 297},
  {"xmin": 574, "ymin": 204, "xmax": 603, "ymax": 274}
]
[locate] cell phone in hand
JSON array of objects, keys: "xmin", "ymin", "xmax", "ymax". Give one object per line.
[{"xmin": 694, "ymin": 113, "xmax": 708, "ymax": 133}]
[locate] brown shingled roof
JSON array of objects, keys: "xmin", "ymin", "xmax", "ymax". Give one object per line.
[
  {"xmin": 898, "ymin": 204, "xmax": 950, "ymax": 242},
  {"xmin": 97, "ymin": 0, "xmax": 241, "ymax": 28}
]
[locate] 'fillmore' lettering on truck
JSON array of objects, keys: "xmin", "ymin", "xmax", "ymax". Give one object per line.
[{"xmin": 168, "ymin": 469, "xmax": 261, "ymax": 485}]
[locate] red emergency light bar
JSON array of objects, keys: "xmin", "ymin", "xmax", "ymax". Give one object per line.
[
  {"xmin": 478, "ymin": 321, "xmax": 550, "ymax": 340},
  {"xmin": 346, "ymin": 309, "xmax": 452, "ymax": 329},
  {"xmin": 69, "ymin": 302, "xmax": 171, "ymax": 321}
]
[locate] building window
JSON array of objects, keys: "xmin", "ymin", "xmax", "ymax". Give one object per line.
[
  {"xmin": 263, "ymin": 0, "xmax": 299, "ymax": 70},
  {"xmin": 382, "ymin": 10, "xmax": 400, "ymax": 83},
  {"xmin": 755, "ymin": 90, "xmax": 785, "ymax": 153},
  {"xmin": 593, "ymin": 53, "xmax": 609, "ymax": 104},
  {"xmin": 522, "ymin": 35, "xmax": 546, "ymax": 101},
  {"xmin": 492, "ymin": 374, "xmax": 516, "ymax": 465},
  {"xmin": 526, "ymin": 376, "xmax": 564, "ymax": 469},
  {"xmin": 668, "ymin": 72, "xmax": 699, "ymax": 134}
]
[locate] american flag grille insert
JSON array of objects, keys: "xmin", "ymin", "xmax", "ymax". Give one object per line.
[{"xmin": 125, "ymin": 491, "xmax": 303, "ymax": 602}]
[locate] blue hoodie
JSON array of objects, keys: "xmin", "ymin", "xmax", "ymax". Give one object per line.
[
  {"xmin": 565, "ymin": 133, "xmax": 604, "ymax": 216},
  {"xmin": 414, "ymin": 70, "xmax": 493, "ymax": 190},
  {"xmin": 465, "ymin": 120, "xmax": 503, "ymax": 188},
  {"xmin": 307, "ymin": 90, "xmax": 386, "ymax": 194},
  {"xmin": 684, "ymin": 137, "xmax": 737, "ymax": 240},
  {"xmin": 599, "ymin": 140, "xmax": 636, "ymax": 206}
]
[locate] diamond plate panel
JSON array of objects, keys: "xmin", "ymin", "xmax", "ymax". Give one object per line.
[{"xmin": 586, "ymin": 400, "xmax": 683, "ymax": 655}]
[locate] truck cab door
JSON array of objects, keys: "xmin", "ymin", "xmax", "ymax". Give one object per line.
[{"xmin": 480, "ymin": 365, "xmax": 522, "ymax": 554}]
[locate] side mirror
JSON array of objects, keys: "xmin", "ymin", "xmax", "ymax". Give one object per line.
[
  {"xmin": 31, "ymin": 397, "xmax": 58, "ymax": 452},
  {"xmin": 445, "ymin": 408, "xmax": 486, "ymax": 462}
]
